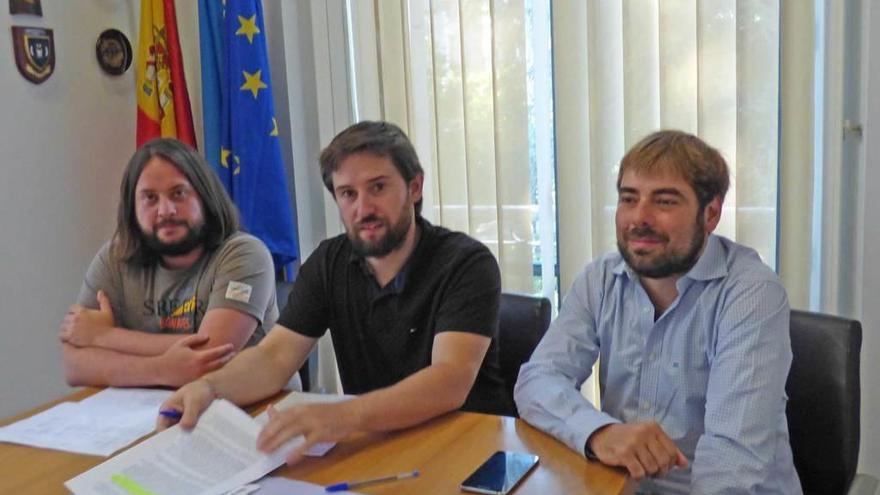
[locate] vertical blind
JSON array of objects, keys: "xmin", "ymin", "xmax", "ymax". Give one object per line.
[
  {"xmin": 554, "ymin": 0, "xmax": 780, "ymax": 292},
  {"xmin": 359, "ymin": 0, "xmax": 554, "ymax": 296},
  {"xmin": 354, "ymin": 0, "xmax": 780, "ymax": 300}
]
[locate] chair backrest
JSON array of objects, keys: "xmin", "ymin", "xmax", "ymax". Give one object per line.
[
  {"xmin": 786, "ymin": 310, "xmax": 862, "ymax": 495},
  {"xmin": 498, "ymin": 292, "xmax": 552, "ymax": 417},
  {"xmin": 276, "ymin": 281, "xmax": 311, "ymax": 391}
]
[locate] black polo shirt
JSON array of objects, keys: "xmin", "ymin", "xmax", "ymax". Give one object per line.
[{"xmin": 278, "ymin": 217, "xmax": 508, "ymax": 414}]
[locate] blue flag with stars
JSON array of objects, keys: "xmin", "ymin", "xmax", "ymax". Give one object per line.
[{"xmin": 199, "ymin": 0, "xmax": 299, "ymax": 274}]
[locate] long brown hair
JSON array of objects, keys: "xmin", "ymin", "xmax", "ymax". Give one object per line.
[{"xmin": 112, "ymin": 138, "xmax": 240, "ymax": 265}]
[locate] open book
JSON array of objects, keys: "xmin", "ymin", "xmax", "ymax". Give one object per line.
[{"xmin": 66, "ymin": 392, "xmax": 351, "ymax": 495}]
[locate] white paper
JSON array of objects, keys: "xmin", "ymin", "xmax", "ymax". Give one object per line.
[
  {"xmin": 0, "ymin": 388, "xmax": 171, "ymax": 456},
  {"xmin": 65, "ymin": 399, "xmax": 304, "ymax": 495},
  {"xmin": 79, "ymin": 387, "xmax": 172, "ymax": 411},
  {"xmin": 223, "ymin": 484, "xmax": 260, "ymax": 495},
  {"xmin": 254, "ymin": 391, "xmax": 353, "ymax": 457},
  {"xmin": 251, "ymin": 476, "xmax": 361, "ymax": 494}
]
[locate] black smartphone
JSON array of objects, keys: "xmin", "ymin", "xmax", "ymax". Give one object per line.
[{"xmin": 460, "ymin": 451, "xmax": 540, "ymax": 495}]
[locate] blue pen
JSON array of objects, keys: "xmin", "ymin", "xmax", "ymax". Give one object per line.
[
  {"xmin": 159, "ymin": 409, "xmax": 182, "ymax": 421},
  {"xmin": 325, "ymin": 470, "xmax": 419, "ymax": 492}
]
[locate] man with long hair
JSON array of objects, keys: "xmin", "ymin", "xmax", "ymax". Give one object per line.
[{"xmin": 61, "ymin": 138, "xmax": 278, "ymax": 388}]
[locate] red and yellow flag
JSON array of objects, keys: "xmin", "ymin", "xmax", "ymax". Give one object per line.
[{"xmin": 136, "ymin": 0, "xmax": 196, "ymax": 148}]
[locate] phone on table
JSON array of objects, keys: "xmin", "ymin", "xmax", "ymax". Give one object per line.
[{"xmin": 460, "ymin": 450, "xmax": 539, "ymax": 495}]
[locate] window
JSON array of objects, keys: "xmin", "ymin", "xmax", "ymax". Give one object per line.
[
  {"xmin": 348, "ymin": 0, "xmax": 557, "ymax": 300},
  {"xmin": 349, "ymin": 0, "xmax": 780, "ymax": 302}
]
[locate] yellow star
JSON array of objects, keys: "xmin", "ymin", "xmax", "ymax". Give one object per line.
[
  {"xmin": 240, "ymin": 69, "xmax": 267, "ymax": 99},
  {"xmin": 220, "ymin": 148, "xmax": 241, "ymax": 174},
  {"xmin": 235, "ymin": 14, "xmax": 260, "ymax": 44},
  {"xmin": 270, "ymin": 117, "xmax": 279, "ymax": 137},
  {"xmin": 220, "ymin": 147, "xmax": 232, "ymax": 167}
]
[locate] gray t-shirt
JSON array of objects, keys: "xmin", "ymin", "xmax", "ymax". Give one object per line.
[{"xmin": 77, "ymin": 232, "xmax": 278, "ymax": 346}]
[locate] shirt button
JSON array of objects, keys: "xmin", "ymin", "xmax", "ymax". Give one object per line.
[
  {"xmin": 409, "ymin": 328, "xmax": 416, "ymax": 334},
  {"xmin": 643, "ymin": 307, "xmax": 651, "ymax": 313},
  {"xmin": 649, "ymin": 352, "xmax": 657, "ymax": 361},
  {"xmin": 641, "ymin": 401, "xmax": 650, "ymax": 411}
]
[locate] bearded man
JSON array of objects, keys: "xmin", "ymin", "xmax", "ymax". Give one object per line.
[
  {"xmin": 514, "ymin": 130, "xmax": 802, "ymax": 494},
  {"xmin": 159, "ymin": 121, "xmax": 506, "ymax": 464},
  {"xmin": 61, "ymin": 138, "xmax": 278, "ymax": 388}
]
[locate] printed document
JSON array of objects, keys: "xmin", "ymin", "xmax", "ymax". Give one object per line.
[
  {"xmin": 246, "ymin": 476, "xmax": 361, "ymax": 494},
  {"xmin": 0, "ymin": 388, "xmax": 171, "ymax": 456},
  {"xmin": 66, "ymin": 399, "xmax": 303, "ymax": 495},
  {"xmin": 254, "ymin": 391, "xmax": 353, "ymax": 457}
]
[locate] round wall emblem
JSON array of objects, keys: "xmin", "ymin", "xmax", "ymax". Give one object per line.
[{"xmin": 96, "ymin": 29, "xmax": 132, "ymax": 76}]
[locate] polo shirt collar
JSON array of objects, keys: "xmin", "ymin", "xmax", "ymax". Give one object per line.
[{"xmin": 348, "ymin": 216, "xmax": 431, "ymax": 295}]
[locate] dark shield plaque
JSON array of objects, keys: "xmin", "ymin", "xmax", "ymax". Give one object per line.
[
  {"xmin": 9, "ymin": 0, "xmax": 42, "ymax": 16},
  {"xmin": 11, "ymin": 26, "xmax": 54, "ymax": 84}
]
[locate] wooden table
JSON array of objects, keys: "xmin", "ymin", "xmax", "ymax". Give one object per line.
[{"xmin": 0, "ymin": 388, "xmax": 633, "ymax": 495}]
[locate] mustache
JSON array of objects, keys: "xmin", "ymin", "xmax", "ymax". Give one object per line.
[
  {"xmin": 155, "ymin": 219, "xmax": 188, "ymax": 229},
  {"xmin": 356, "ymin": 215, "xmax": 384, "ymax": 227},
  {"xmin": 625, "ymin": 226, "xmax": 668, "ymax": 242}
]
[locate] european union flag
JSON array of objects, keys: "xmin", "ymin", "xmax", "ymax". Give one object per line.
[{"xmin": 199, "ymin": 0, "xmax": 299, "ymax": 274}]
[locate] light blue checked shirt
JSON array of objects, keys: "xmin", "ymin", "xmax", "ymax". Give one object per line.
[{"xmin": 514, "ymin": 235, "xmax": 802, "ymax": 494}]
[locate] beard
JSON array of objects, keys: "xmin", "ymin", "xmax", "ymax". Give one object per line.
[
  {"xmin": 617, "ymin": 213, "xmax": 706, "ymax": 279},
  {"xmin": 348, "ymin": 211, "xmax": 412, "ymax": 258},
  {"xmin": 142, "ymin": 220, "xmax": 206, "ymax": 257}
]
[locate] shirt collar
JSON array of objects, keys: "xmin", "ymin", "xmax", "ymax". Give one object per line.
[
  {"xmin": 348, "ymin": 216, "xmax": 429, "ymax": 295},
  {"xmin": 684, "ymin": 234, "xmax": 727, "ymax": 281}
]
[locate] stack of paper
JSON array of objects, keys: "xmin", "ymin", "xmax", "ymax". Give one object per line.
[
  {"xmin": 0, "ymin": 388, "xmax": 171, "ymax": 456},
  {"xmin": 254, "ymin": 391, "xmax": 353, "ymax": 457},
  {"xmin": 65, "ymin": 399, "xmax": 306, "ymax": 495},
  {"xmin": 64, "ymin": 392, "xmax": 357, "ymax": 495}
]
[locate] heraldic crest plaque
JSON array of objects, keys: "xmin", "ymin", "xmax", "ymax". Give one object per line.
[
  {"xmin": 96, "ymin": 29, "xmax": 132, "ymax": 75},
  {"xmin": 11, "ymin": 26, "xmax": 54, "ymax": 84}
]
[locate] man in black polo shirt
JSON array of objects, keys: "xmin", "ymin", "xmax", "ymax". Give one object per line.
[{"xmin": 160, "ymin": 121, "xmax": 506, "ymax": 463}]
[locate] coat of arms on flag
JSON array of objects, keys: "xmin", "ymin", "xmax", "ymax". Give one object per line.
[
  {"xmin": 11, "ymin": 26, "xmax": 54, "ymax": 84},
  {"xmin": 135, "ymin": 0, "xmax": 196, "ymax": 148}
]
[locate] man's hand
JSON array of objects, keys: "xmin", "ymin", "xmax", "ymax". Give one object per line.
[
  {"xmin": 588, "ymin": 422, "xmax": 689, "ymax": 480},
  {"xmin": 156, "ymin": 378, "xmax": 218, "ymax": 431},
  {"xmin": 59, "ymin": 290, "xmax": 115, "ymax": 347},
  {"xmin": 256, "ymin": 401, "xmax": 362, "ymax": 465},
  {"xmin": 156, "ymin": 334, "xmax": 236, "ymax": 387}
]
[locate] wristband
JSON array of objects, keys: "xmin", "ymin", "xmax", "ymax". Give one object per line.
[{"xmin": 584, "ymin": 439, "xmax": 598, "ymax": 460}]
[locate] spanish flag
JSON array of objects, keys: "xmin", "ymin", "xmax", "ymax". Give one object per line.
[{"xmin": 136, "ymin": 0, "xmax": 196, "ymax": 148}]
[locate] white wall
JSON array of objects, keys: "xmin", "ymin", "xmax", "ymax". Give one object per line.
[
  {"xmin": 0, "ymin": 0, "xmax": 206, "ymax": 418},
  {"xmin": 0, "ymin": 1, "xmax": 135, "ymax": 418},
  {"xmin": 858, "ymin": 0, "xmax": 880, "ymax": 477}
]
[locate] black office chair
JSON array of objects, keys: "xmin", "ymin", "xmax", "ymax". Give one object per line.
[
  {"xmin": 496, "ymin": 292, "xmax": 552, "ymax": 417},
  {"xmin": 786, "ymin": 310, "xmax": 878, "ymax": 495},
  {"xmin": 276, "ymin": 281, "xmax": 312, "ymax": 392}
]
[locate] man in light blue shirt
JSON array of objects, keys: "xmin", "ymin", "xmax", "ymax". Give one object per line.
[{"xmin": 514, "ymin": 130, "xmax": 801, "ymax": 494}]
